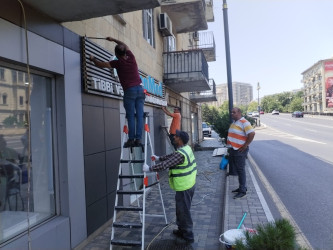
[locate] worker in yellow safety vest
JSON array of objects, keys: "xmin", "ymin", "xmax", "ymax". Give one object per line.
[{"xmin": 143, "ymin": 130, "xmax": 196, "ymax": 246}]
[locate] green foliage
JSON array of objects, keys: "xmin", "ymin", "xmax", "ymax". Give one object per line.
[
  {"xmin": 202, "ymin": 104, "xmax": 219, "ymax": 125},
  {"xmin": 234, "ymin": 219, "xmax": 308, "ymax": 250},
  {"xmin": 248, "ymin": 101, "xmax": 259, "ymax": 112},
  {"xmin": 201, "ymin": 102, "xmax": 256, "ymax": 141},
  {"xmin": 261, "ymin": 91, "xmax": 304, "ymax": 113},
  {"xmin": 214, "ymin": 110, "xmax": 230, "ymax": 140},
  {"xmin": 3, "ymin": 115, "xmax": 17, "ymax": 127}
]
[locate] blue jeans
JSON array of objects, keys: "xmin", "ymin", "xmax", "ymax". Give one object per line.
[
  {"xmin": 175, "ymin": 184, "xmax": 195, "ymax": 241},
  {"xmin": 229, "ymin": 147, "xmax": 249, "ymax": 193},
  {"xmin": 123, "ymin": 85, "xmax": 145, "ymax": 140}
]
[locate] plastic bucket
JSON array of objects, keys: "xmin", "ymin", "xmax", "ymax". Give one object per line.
[{"xmin": 219, "ymin": 229, "xmax": 246, "ymax": 248}]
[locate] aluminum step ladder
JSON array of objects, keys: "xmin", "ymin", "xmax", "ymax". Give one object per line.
[
  {"xmin": 110, "ymin": 112, "xmax": 168, "ymax": 250},
  {"xmin": 160, "ymin": 125, "xmax": 175, "ymax": 152}
]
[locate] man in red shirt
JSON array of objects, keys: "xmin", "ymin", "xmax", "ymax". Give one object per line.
[
  {"xmin": 90, "ymin": 37, "xmax": 145, "ymax": 147},
  {"xmin": 162, "ymin": 106, "xmax": 181, "ymax": 150}
]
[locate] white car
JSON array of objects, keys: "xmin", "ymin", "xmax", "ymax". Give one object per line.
[
  {"xmin": 272, "ymin": 110, "xmax": 280, "ymax": 115},
  {"xmin": 202, "ymin": 122, "xmax": 212, "ymax": 137},
  {"xmin": 252, "ymin": 111, "xmax": 259, "ymax": 117}
]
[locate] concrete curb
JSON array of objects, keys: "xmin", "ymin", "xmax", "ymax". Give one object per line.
[{"xmin": 221, "ymin": 166, "xmax": 229, "ymax": 250}]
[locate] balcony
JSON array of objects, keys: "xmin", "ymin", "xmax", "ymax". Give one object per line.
[
  {"xmin": 161, "ymin": 0, "xmax": 208, "ymax": 33},
  {"xmin": 20, "ymin": 0, "xmax": 161, "ymax": 22},
  {"xmin": 189, "ymin": 31, "xmax": 216, "ymax": 62},
  {"xmin": 189, "ymin": 79, "xmax": 217, "ymax": 103},
  {"xmin": 163, "ymin": 50, "xmax": 209, "ymax": 93}
]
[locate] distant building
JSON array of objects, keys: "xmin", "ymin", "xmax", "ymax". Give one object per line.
[
  {"xmin": 232, "ymin": 82, "xmax": 253, "ymax": 106},
  {"xmin": 207, "ymin": 82, "xmax": 253, "ymax": 107},
  {"xmin": 301, "ymin": 59, "xmax": 333, "ymax": 114}
]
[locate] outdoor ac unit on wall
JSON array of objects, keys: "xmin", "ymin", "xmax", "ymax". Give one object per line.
[{"xmin": 159, "ymin": 13, "xmax": 173, "ymax": 36}]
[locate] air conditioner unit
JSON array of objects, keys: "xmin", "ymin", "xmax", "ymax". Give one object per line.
[
  {"xmin": 159, "ymin": 13, "xmax": 173, "ymax": 36},
  {"xmin": 193, "ymin": 31, "xmax": 199, "ymax": 41}
]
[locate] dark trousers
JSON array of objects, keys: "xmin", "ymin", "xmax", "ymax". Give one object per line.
[
  {"xmin": 229, "ymin": 147, "xmax": 249, "ymax": 193},
  {"xmin": 175, "ymin": 184, "xmax": 195, "ymax": 241}
]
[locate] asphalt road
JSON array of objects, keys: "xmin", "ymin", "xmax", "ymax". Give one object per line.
[{"xmin": 250, "ymin": 113, "xmax": 333, "ymax": 250}]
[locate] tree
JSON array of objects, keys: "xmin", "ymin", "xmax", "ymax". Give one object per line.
[
  {"xmin": 202, "ymin": 104, "xmax": 219, "ymax": 125},
  {"xmin": 248, "ymin": 101, "xmax": 259, "ymax": 112},
  {"xmin": 3, "ymin": 115, "xmax": 17, "ymax": 127},
  {"xmin": 290, "ymin": 97, "xmax": 303, "ymax": 111}
]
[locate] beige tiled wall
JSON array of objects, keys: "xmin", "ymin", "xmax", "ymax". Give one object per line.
[{"xmin": 63, "ymin": 8, "xmax": 191, "ymax": 83}]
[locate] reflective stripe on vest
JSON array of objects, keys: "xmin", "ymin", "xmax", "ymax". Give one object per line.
[{"xmin": 169, "ymin": 145, "xmax": 197, "ymax": 191}]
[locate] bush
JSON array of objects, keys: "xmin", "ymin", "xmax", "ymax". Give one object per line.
[
  {"xmin": 234, "ymin": 219, "xmax": 308, "ymax": 250},
  {"xmin": 3, "ymin": 116, "xmax": 17, "ymax": 127}
]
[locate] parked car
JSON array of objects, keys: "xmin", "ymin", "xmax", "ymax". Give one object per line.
[
  {"xmin": 202, "ymin": 122, "xmax": 212, "ymax": 137},
  {"xmin": 292, "ymin": 111, "xmax": 304, "ymax": 118},
  {"xmin": 247, "ymin": 112, "xmax": 253, "ymax": 116},
  {"xmin": 271, "ymin": 110, "xmax": 280, "ymax": 115},
  {"xmin": 252, "ymin": 111, "xmax": 259, "ymax": 117},
  {"xmin": 260, "ymin": 111, "xmax": 264, "ymax": 114}
]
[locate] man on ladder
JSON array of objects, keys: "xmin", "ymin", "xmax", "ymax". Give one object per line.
[
  {"xmin": 90, "ymin": 36, "xmax": 145, "ymax": 147},
  {"xmin": 143, "ymin": 130, "xmax": 196, "ymax": 246}
]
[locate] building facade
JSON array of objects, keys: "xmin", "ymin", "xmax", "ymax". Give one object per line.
[
  {"xmin": 209, "ymin": 82, "xmax": 253, "ymax": 107},
  {"xmin": 302, "ymin": 59, "xmax": 333, "ymax": 114},
  {"xmin": 0, "ymin": 0, "xmax": 216, "ymax": 248}
]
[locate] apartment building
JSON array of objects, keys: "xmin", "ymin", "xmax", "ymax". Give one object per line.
[
  {"xmin": 301, "ymin": 59, "xmax": 333, "ymax": 114},
  {"xmin": 0, "ymin": 0, "xmax": 216, "ymax": 248},
  {"xmin": 208, "ymin": 82, "xmax": 253, "ymax": 107}
]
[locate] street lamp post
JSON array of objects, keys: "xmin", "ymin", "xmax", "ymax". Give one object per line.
[
  {"xmin": 257, "ymin": 82, "xmax": 261, "ymax": 126},
  {"xmin": 222, "ymin": 0, "xmax": 234, "ymax": 123}
]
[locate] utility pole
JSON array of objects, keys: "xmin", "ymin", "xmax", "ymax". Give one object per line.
[
  {"xmin": 222, "ymin": 0, "xmax": 233, "ymax": 123},
  {"xmin": 257, "ymin": 82, "xmax": 261, "ymax": 126}
]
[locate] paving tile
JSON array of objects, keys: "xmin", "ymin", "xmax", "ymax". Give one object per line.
[{"xmin": 79, "ymin": 135, "xmax": 270, "ymax": 250}]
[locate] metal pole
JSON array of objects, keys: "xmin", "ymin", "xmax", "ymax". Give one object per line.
[
  {"xmin": 257, "ymin": 82, "xmax": 261, "ymax": 126},
  {"xmin": 222, "ymin": 0, "xmax": 233, "ymax": 123}
]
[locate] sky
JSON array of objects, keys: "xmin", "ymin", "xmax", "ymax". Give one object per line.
[{"xmin": 207, "ymin": 0, "xmax": 333, "ymax": 98}]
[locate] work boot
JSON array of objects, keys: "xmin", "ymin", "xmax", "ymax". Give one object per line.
[
  {"xmin": 175, "ymin": 237, "xmax": 194, "ymax": 245},
  {"xmin": 233, "ymin": 192, "xmax": 247, "ymax": 199},
  {"xmin": 232, "ymin": 188, "xmax": 247, "ymax": 193},
  {"xmin": 172, "ymin": 229, "xmax": 183, "ymax": 238},
  {"xmin": 123, "ymin": 139, "xmax": 134, "ymax": 148}
]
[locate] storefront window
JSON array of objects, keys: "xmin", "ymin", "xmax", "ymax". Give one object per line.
[{"xmin": 0, "ymin": 66, "xmax": 55, "ymax": 244}]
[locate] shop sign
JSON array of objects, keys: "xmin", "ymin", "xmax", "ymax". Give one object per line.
[{"xmin": 81, "ymin": 37, "xmax": 166, "ymax": 105}]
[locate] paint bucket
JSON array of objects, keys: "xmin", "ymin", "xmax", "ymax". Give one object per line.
[{"xmin": 219, "ymin": 229, "xmax": 246, "ymax": 248}]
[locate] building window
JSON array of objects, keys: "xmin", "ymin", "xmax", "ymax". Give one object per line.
[
  {"xmin": 19, "ymin": 96, "xmax": 24, "ymax": 106},
  {"xmin": 2, "ymin": 93, "xmax": 7, "ymax": 105},
  {"xmin": 0, "ymin": 68, "xmax": 4, "ymax": 81},
  {"xmin": 11, "ymin": 71, "xmax": 17, "ymax": 83},
  {"xmin": 143, "ymin": 9, "xmax": 155, "ymax": 47},
  {"xmin": 0, "ymin": 66, "xmax": 55, "ymax": 244},
  {"xmin": 164, "ymin": 35, "xmax": 176, "ymax": 52},
  {"xmin": 18, "ymin": 72, "xmax": 24, "ymax": 82}
]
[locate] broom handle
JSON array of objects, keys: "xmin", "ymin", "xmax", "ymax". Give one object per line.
[
  {"xmin": 237, "ymin": 212, "xmax": 247, "ymax": 229},
  {"xmin": 87, "ymin": 37, "xmax": 106, "ymax": 40}
]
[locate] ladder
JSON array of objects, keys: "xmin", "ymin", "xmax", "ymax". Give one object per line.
[
  {"xmin": 110, "ymin": 112, "xmax": 168, "ymax": 250},
  {"xmin": 160, "ymin": 125, "xmax": 175, "ymax": 152}
]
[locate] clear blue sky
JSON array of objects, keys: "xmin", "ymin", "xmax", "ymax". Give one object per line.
[{"xmin": 208, "ymin": 0, "xmax": 333, "ymax": 98}]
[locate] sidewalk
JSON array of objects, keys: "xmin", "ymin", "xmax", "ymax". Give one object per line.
[{"xmin": 78, "ymin": 132, "xmax": 270, "ymax": 250}]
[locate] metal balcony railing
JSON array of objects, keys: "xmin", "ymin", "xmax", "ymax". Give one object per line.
[
  {"xmin": 189, "ymin": 79, "xmax": 217, "ymax": 103},
  {"xmin": 163, "ymin": 49, "xmax": 210, "ymax": 93},
  {"xmin": 189, "ymin": 31, "xmax": 216, "ymax": 62}
]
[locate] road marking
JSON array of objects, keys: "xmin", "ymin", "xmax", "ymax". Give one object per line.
[
  {"xmin": 248, "ymin": 154, "xmax": 313, "ymax": 250},
  {"xmin": 247, "ymin": 162, "xmax": 275, "ymax": 223},
  {"xmin": 304, "ymin": 128, "xmax": 317, "ymax": 132},
  {"xmin": 271, "ymin": 115, "xmax": 333, "ymax": 129},
  {"xmin": 259, "ymin": 124, "xmax": 326, "ymax": 144}
]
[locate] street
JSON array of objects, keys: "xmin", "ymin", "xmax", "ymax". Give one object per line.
[{"xmin": 250, "ymin": 113, "xmax": 333, "ymax": 250}]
